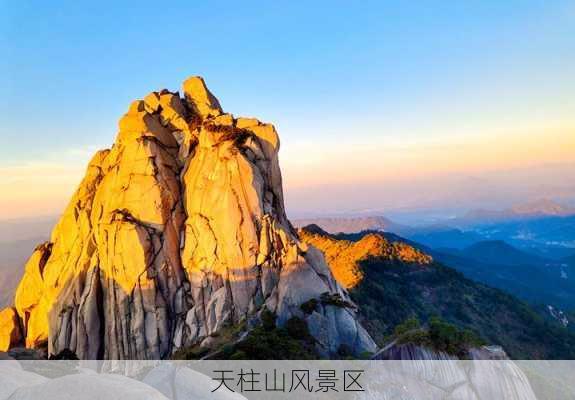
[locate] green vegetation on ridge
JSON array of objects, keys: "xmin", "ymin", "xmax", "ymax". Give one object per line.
[
  {"xmin": 350, "ymin": 240, "xmax": 575, "ymax": 359},
  {"xmin": 301, "ymin": 226, "xmax": 575, "ymax": 359}
]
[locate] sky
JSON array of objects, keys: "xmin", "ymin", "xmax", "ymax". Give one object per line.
[{"xmin": 1, "ymin": 0, "xmax": 574, "ymax": 221}]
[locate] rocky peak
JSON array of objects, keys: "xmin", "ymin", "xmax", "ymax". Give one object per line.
[
  {"xmin": 182, "ymin": 76, "xmax": 223, "ymax": 118},
  {"xmin": 8, "ymin": 77, "xmax": 376, "ymax": 359}
]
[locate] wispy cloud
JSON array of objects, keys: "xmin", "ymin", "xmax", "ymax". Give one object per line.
[{"xmin": 281, "ymin": 127, "xmax": 575, "ymax": 187}]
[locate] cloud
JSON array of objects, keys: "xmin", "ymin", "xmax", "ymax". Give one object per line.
[{"xmin": 280, "ymin": 127, "xmax": 575, "ymax": 188}]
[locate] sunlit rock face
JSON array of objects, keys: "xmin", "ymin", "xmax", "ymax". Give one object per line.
[
  {"xmin": 299, "ymin": 225, "xmax": 432, "ymax": 289},
  {"xmin": 12, "ymin": 77, "xmax": 376, "ymax": 359},
  {"xmin": 0, "ymin": 307, "xmax": 22, "ymax": 351}
]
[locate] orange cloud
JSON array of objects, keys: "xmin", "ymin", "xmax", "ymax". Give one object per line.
[{"xmin": 280, "ymin": 126, "xmax": 575, "ymax": 188}]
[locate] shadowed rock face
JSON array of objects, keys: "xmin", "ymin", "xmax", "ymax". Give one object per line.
[{"xmin": 10, "ymin": 77, "xmax": 376, "ymax": 359}]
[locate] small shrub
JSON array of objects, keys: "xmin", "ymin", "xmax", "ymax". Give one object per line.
[
  {"xmin": 337, "ymin": 344, "xmax": 353, "ymax": 358},
  {"xmin": 320, "ymin": 292, "xmax": 355, "ymax": 309},
  {"xmin": 358, "ymin": 351, "xmax": 374, "ymax": 360},
  {"xmin": 427, "ymin": 317, "xmax": 485, "ymax": 356},
  {"xmin": 230, "ymin": 350, "xmax": 247, "ymax": 360},
  {"xmin": 261, "ymin": 308, "xmax": 277, "ymax": 331},
  {"xmin": 393, "ymin": 316, "xmax": 486, "ymax": 357},
  {"xmin": 300, "ymin": 298, "xmax": 319, "ymax": 315},
  {"xmin": 393, "ymin": 316, "xmax": 421, "ymax": 337},
  {"xmin": 397, "ymin": 328, "xmax": 430, "ymax": 347},
  {"xmin": 233, "ymin": 326, "xmax": 317, "ymax": 360},
  {"xmin": 285, "ymin": 317, "xmax": 311, "ymax": 340},
  {"xmin": 49, "ymin": 349, "xmax": 79, "ymax": 360}
]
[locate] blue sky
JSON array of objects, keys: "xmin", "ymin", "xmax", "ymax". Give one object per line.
[{"xmin": 1, "ymin": 1, "xmax": 574, "ymax": 218}]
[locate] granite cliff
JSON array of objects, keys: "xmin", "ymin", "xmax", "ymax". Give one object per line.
[{"xmin": 2, "ymin": 77, "xmax": 376, "ymax": 358}]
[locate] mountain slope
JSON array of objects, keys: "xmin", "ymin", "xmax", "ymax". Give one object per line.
[
  {"xmin": 455, "ymin": 214, "xmax": 575, "ymax": 255},
  {"xmin": 6, "ymin": 77, "xmax": 376, "ymax": 359},
  {"xmin": 299, "ymin": 226, "xmax": 575, "ymax": 359},
  {"xmin": 460, "ymin": 240, "xmax": 549, "ymax": 266},
  {"xmin": 402, "ymin": 225, "xmax": 484, "ymax": 250},
  {"xmin": 431, "ymin": 241, "xmax": 575, "ymax": 309}
]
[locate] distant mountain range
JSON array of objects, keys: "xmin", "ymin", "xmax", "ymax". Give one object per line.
[
  {"xmin": 401, "ymin": 225, "xmax": 484, "ymax": 250},
  {"xmin": 293, "ymin": 215, "xmax": 404, "ymax": 234},
  {"xmin": 294, "ymin": 199, "xmax": 575, "ymax": 258},
  {"xmin": 292, "ymin": 216, "xmax": 484, "ymax": 249},
  {"xmin": 460, "ymin": 199, "xmax": 575, "ymax": 225},
  {"xmin": 456, "ymin": 240, "xmax": 549, "ymax": 266},
  {"xmin": 292, "ymin": 207, "xmax": 575, "ymax": 311}
]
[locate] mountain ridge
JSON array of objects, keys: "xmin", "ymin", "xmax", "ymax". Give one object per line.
[
  {"xmin": 298, "ymin": 225, "xmax": 575, "ymax": 359},
  {"xmin": 460, "ymin": 240, "xmax": 550, "ymax": 266},
  {"xmin": 298, "ymin": 225, "xmax": 432, "ymax": 289}
]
